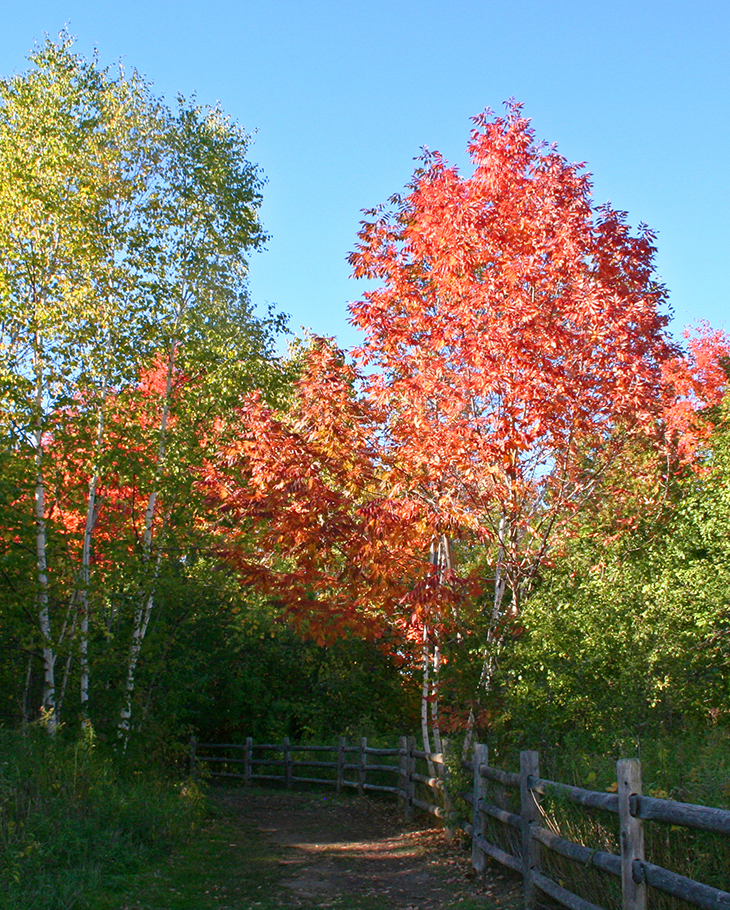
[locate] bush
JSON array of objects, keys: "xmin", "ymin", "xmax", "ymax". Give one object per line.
[{"xmin": 0, "ymin": 726, "xmax": 204, "ymax": 909}]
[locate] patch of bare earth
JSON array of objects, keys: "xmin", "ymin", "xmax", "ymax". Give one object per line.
[{"xmin": 215, "ymin": 788, "xmax": 521, "ymax": 909}]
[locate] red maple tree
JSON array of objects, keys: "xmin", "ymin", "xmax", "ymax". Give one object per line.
[
  {"xmin": 202, "ymin": 105, "xmax": 689, "ymax": 747},
  {"xmin": 662, "ymin": 323, "xmax": 730, "ymax": 462},
  {"xmin": 200, "ymin": 338, "xmax": 442, "ymax": 645},
  {"xmin": 347, "ymin": 103, "xmax": 675, "ymax": 737}
]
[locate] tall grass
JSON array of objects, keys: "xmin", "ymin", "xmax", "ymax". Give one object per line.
[
  {"xmin": 0, "ymin": 726, "xmax": 204, "ymax": 910},
  {"xmin": 482, "ymin": 729, "xmax": 730, "ymax": 908}
]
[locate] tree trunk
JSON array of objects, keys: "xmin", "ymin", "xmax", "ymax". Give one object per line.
[
  {"xmin": 117, "ymin": 338, "xmax": 178, "ymax": 744},
  {"xmin": 118, "ymin": 584, "xmax": 156, "ymax": 744},
  {"xmin": 21, "ymin": 653, "xmax": 33, "ymax": 725},
  {"xmin": 463, "ymin": 515, "xmax": 509, "ymax": 756},
  {"xmin": 420, "ymin": 621, "xmax": 433, "ymax": 762},
  {"xmin": 78, "ymin": 381, "xmax": 106, "ymax": 725},
  {"xmin": 421, "ymin": 534, "xmax": 452, "ymax": 770},
  {"xmin": 34, "ymin": 364, "xmax": 56, "ymax": 733}
]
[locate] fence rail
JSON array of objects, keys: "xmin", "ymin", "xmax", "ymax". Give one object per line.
[
  {"xmin": 469, "ymin": 748, "xmax": 730, "ymax": 910},
  {"xmin": 190, "ymin": 737, "xmax": 730, "ymax": 910},
  {"xmin": 191, "ymin": 734, "xmax": 448, "ymax": 816}
]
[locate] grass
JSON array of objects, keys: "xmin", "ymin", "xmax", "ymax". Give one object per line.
[
  {"xmin": 86, "ymin": 800, "xmax": 284, "ymax": 910},
  {"xmin": 0, "ymin": 727, "xmax": 204, "ymax": 910},
  {"xmin": 482, "ymin": 729, "xmax": 730, "ymax": 910}
]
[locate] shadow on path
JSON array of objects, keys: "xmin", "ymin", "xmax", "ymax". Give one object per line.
[{"xmin": 215, "ymin": 788, "xmax": 521, "ymax": 909}]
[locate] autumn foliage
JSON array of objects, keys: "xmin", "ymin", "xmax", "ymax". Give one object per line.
[
  {"xmin": 201, "ymin": 340, "xmax": 442, "ymax": 647},
  {"xmin": 198, "ymin": 105, "xmax": 686, "ymax": 746},
  {"xmin": 661, "ymin": 323, "xmax": 730, "ymax": 461},
  {"xmin": 347, "ymin": 103, "xmax": 673, "ymax": 608},
  {"xmin": 5, "ymin": 56, "xmax": 730, "ymax": 751}
]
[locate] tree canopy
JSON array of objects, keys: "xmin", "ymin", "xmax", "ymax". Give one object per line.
[
  {"xmin": 1, "ymin": 42, "xmax": 729, "ymax": 764},
  {"xmin": 0, "ymin": 35, "xmax": 286, "ymax": 739}
]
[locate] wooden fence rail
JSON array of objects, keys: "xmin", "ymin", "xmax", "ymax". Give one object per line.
[
  {"xmin": 467, "ymin": 747, "xmax": 730, "ymax": 910},
  {"xmin": 190, "ymin": 737, "xmax": 730, "ymax": 910},
  {"xmin": 191, "ymin": 734, "xmax": 447, "ymax": 811}
]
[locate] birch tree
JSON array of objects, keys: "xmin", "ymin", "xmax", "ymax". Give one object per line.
[
  {"xmin": 0, "ymin": 36, "xmax": 160, "ymax": 730},
  {"xmin": 0, "ymin": 36, "xmax": 282, "ymax": 736},
  {"xmin": 115, "ymin": 97, "xmax": 279, "ymax": 744}
]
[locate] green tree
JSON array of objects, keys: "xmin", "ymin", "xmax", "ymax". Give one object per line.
[
  {"xmin": 494, "ymin": 399, "xmax": 730, "ymax": 752},
  {"xmin": 0, "ymin": 35, "xmax": 161, "ymax": 731},
  {"xmin": 0, "ymin": 35, "xmax": 286, "ymax": 738}
]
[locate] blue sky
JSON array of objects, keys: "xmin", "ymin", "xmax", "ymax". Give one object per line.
[{"xmin": 2, "ymin": 0, "xmax": 728, "ymax": 349}]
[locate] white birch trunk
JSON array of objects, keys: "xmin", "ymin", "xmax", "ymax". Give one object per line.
[
  {"xmin": 118, "ymin": 339, "xmax": 178, "ymax": 744},
  {"xmin": 78, "ymin": 379, "xmax": 107, "ymax": 723},
  {"xmin": 57, "ymin": 633, "xmax": 76, "ymax": 722},
  {"xmin": 118, "ymin": 584, "xmax": 156, "ymax": 743},
  {"xmin": 464, "ymin": 515, "xmax": 509, "ymax": 756},
  {"xmin": 420, "ymin": 621, "xmax": 433, "ymax": 764},
  {"xmin": 51, "ymin": 585, "xmax": 79, "ymax": 724},
  {"xmin": 34, "ymin": 360, "xmax": 56, "ymax": 733},
  {"xmin": 430, "ymin": 640, "xmax": 443, "ymax": 756}
]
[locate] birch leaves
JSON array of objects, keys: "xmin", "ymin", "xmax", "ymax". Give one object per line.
[{"xmin": 0, "ymin": 36, "xmax": 278, "ymax": 735}]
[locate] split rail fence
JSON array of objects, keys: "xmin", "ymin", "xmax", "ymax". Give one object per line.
[
  {"xmin": 190, "ymin": 737, "xmax": 730, "ymax": 910},
  {"xmin": 190, "ymin": 735, "xmax": 447, "ymax": 821}
]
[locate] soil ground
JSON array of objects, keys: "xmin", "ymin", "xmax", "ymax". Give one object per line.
[
  {"xmin": 91, "ymin": 786, "xmax": 522, "ymax": 909},
  {"xmin": 214, "ymin": 787, "xmax": 522, "ymax": 910}
]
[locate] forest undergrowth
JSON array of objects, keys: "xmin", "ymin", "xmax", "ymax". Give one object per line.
[
  {"xmin": 2, "ymin": 725, "xmax": 730, "ymax": 909},
  {"xmin": 0, "ymin": 727, "xmax": 204, "ymax": 910}
]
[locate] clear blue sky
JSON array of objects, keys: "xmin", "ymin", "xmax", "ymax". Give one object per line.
[{"xmin": 2, "ymin": 0, "xmax": 728, "ymax": 349}]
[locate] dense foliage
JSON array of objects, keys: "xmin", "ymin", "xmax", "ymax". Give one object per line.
[
  {"xmin": 1, "ymin": 38, "xmax": 729, "ymax": 794},
  {"xmin": 495, "ymin": 392, "xmax": 730, "ymax": 753},
  {"xmin": 0, "ymin": 727, "xmax": 204, "ymax": 909}
]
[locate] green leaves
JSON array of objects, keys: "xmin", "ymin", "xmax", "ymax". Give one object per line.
[
  {"xmin": 496, "ymin": 400, "xmax": 730, "ymax": 749},
  {"xmin": 0, "ymin": 34, "xmax": 287, "ymax": 736}
]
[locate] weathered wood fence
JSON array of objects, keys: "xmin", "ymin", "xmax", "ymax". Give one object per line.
[
  {"xmin": 465, "ymin": 746, "xmax": 730, "ymax": 910},
  {"xmin": 191, "ymin": 734, "xmax": 448, "ymax": 821},
  {"xmin": 190, "ymin": 737, "xmax": 730, "ymax": 910}
]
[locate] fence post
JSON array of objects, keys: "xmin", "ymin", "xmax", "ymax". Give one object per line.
[
  {"xmin": 358, "ymin": 736, "xmax": 367, "ymax": 797},
  {"xmin": 398, "ymin": 735, "xmax": 410, "ymax": 817},
  {"xmin": 337, "ymin": 737, "xmax": 346, "ymax": 794},
  {"xmin": 471, "ymin": 742, "xmax": 489, "ymax": 875},
  {"xmin": 406, "ymin": 736, "xmax": 416, "ymax": 820},
  {"xmin": 245, "ymin": 736, "xmax": 253, "ymax": 787},
  {"xmin": 618, "ymin": 759, "xmax": 646, "ymax": 910},
  {"xmin": 441, "ymin": 738, "xmax": 455, "ymax": 840},
  {"xmin": 189, "ymin": 735, "xmax": 197, "ymax": 778},
  {"xmin": 283, "ymin": 737, "xmax": 292, "ymax": 788},
  {"xmin": 520, "ymin": 750, "xmax": 541, "ymax": 910}
]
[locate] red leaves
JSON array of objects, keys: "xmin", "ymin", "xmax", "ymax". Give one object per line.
[
  {"xmin": 348, "ymin": 103, "xmax": 674, "ymax": 588},
  {"xmin": 662, "ymin": 323, "xmax": 730, "ymax": 462},
  {"xmin": 200, "ymin": 339, "xmax": 438, "ymax": 645},
  {"xmin": 201, "ymin": 106, "xmax": 722, "ymax": 671}
]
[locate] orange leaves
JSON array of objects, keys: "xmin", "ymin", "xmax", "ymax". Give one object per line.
[
  {"xmin": 347, "ymin": 103, "xmax": 675, "ymax": 594},
  {"xmin": 200, "ymin": 338, "xmax": 437, "ymax": 646},
  {"xmin": 661, "ymin": 323, "xmax": 730, "ymax": 462}
]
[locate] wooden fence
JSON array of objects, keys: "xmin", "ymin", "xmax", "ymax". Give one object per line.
[
  {"xmin": 190, "ymin": 737, "xmax": 730, "ymax": 910},
  {"xmin": 191, "ymin": 734, "xmax": 449, "ymax": 821},
  {"xmin": 465, "ymin": 746, "xmax": 730, "ymax": 910}
]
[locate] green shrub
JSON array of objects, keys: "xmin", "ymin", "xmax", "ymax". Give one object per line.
[{"xmin": 0, "ymin": 726, "xmax": 204, "ymax": 910}]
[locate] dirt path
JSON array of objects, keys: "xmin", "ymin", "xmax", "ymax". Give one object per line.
[{"xmin": 215, "ymin": 788, "xmax": 521, "ymax": 910}]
